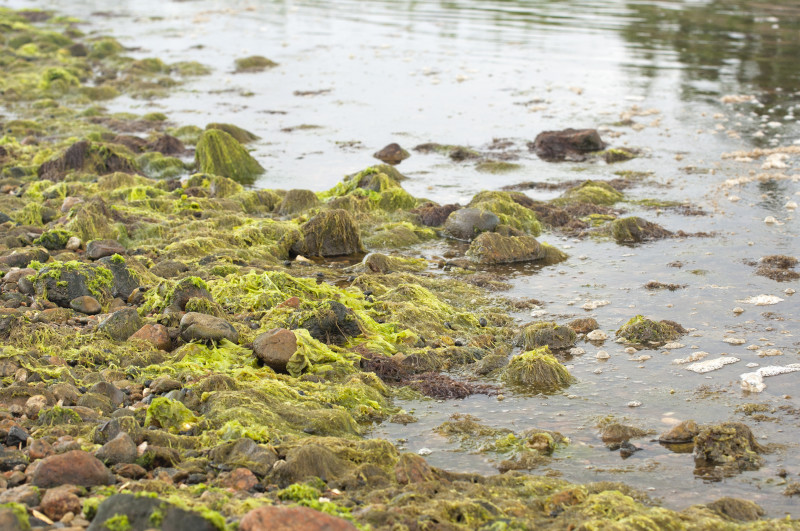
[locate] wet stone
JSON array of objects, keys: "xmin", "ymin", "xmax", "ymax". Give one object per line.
[
  {"xmin": 97, "ymin": 256, "xmax": 140, "ymax": 300},
  {"xmin": 659, "ymin": 420, "xmax": 699, "ymax": 444},
  {"xmin": 89, "ymin": 381, "xmax": 125, "ymax": 407},
  {"xmin": 99, "ymin": 307, "xmax": 143, "ymax": 341},
  {"xmin": 0, "ymin": 449, "xmax": 28, "ymax": 471},
  {"xmin": 290, "ymin": 209, "xmax": 364, "ymax": 257},
  {"xmin": 531, "ymin": 128, "xmax": 606, "ymax": 161},
  {"xmin": 69, "ymin": 295, "xmax": 102, "ymax": 315},
  {"xmin": 150, "ymin": 259, "xmax": 189, "ymax": 279},
  {"xmin": 180, "ymin": 312, "xmax": 239, "ymax": 344},
  {"xmin": 220, "ymin": 467, "xmax": 259, "ymax": 491},
  {"xmin": 443, "ymin": 207, "xmax": 499, "ymax": 241},
  {"xmin": 85, "ymin": 239, "xmax": 125, "ymax": 260},
  {"xmin": 253, "ymin": 328, "xmax": 297, "ymax": 372},
  {"xmin": 0, "ymin": 484, "xmax": 40, "ymax": 507},
  {"xmin": 95, "ymin": 432, "xmax": 137, "ymax": 465},
  {"xmin": 209, "ymin": 438, "xmax": 278, "ymax": 477},
  {"xmin": 5, "ymin": 425, "xmax": 28, "ymax": 447},
  {"xmin": 374, "ymin": 143, "xmax": 411, "ymax": 165}
]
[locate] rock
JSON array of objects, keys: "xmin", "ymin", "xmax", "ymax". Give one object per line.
[
  {"xmin": 87, "ymin": 493, "xmax": 220, "ymax": 531},
  {"xmin": 411, "ymin": 203, "xmax": 460, "ymax": 227},
  {"xmin": 150, "ymin": 260, "xmax": 189, "ymax": 279},
  {"xmin": 76, "ymin": 392, "xmax": 114, "ymax": 416},
  {"xmin": 70, "ymin": 295, "xmax": 102, "ymax": 315},
  {"xmin": 270, "ymin": 444, "xmax": 348, "ymax": 487},
  {"xmin": 65, "ymin": 236, "xmax": 82, "ymax": 250},
  {"xmin": 195, "ymin": 129, "xmax": 265, "ymax": 185},
  {"xmin": 518, "ymin": 322, "xmax": 577, "ymax": 351},
  {"xmin": 616, "ymin": 315, "xmax": 682, "ymax": 345},
  {"xmin": 234, "ymin": 55, "xmax": 278, "ymax": 73},
  {"xmin": 89, "ymin": 381, "xmax": 125, "ymax": 407},
  {"xmin": 253, "ymin": 328, "xmax": 297, "ymax": 372},
  {"xmin": 220, "ymin": 467, "xmax": 258, "ymax": 490},
  {"xmin": 97, "ymin": 255, "xmax": 140, "ymax": 300},
  {"xmin": 531, "ymin": 128, "xmax": 606, "ymax": 161},
  {"xmin": 180, "ymin": 312, "xmax": 239, "ymax": 344},
  {"xmin": 86, "ymin": 239, "xmax": 125, "ymax": 260},
  {"xmin": 147, "ymin": 133, "xmax": 185, "ymax": 155},
  {"xmin": 0, "ymin": 504, "xmax": 29, "ymax": 531},
  {"xmin": 5, "ymin": 425, "xmax": 28, "ymax": 447},
  {"xmin": 95, "ymin": 432, "xmax": 137, "ymax": 465},
  {"xmin": 130, "ymin": 323, "xmax": 172, "ymax": 351},
  {"xmin": 694, "ymin": 422, "xmax": 765, "ymax": 476},
  {"xmin": 300, "ymin": 301, "xmax": 361, "ymax": 345},
  {"xmin": 165, "ymin": 277, "xmax": 214, "ymax": 313},
  {"xmin": 206, "ymin": 123, "xmax": 261, "ymax": 144},
  {"xmin": 111, "ymin": 463, "xmax": 146, "ymax": 479},
  {"xmin": 0, "ymin": 449, "xmax": 28, "ymax": 471},
  {"xmin": 208, "ymin": 438, "xmax": 278, "ymax": 477},
  {"xmin": 149, "ymin": 377, "xmax": 182, "ymax": 395},
  {"xmin": 611, "ymin": 217, "xmax": 673, "ymax": 244},
  {"xmin": 50, "ymin": 383, "xmax": 80, "ymax": 406},
  {"xmin": 395, "ymin": 452, "xmax": 436, "ymax": 485},
  {"xmin": 240, "ymin": 506, "xmax": 357, "ymax": 531},
  {"xmin": 28, "ymin": 439, "xmax": 54, "ymax": 460},
  {"xmin": 568, "ymin": 318, "xmax": 599, "ymax": 334},
  {"xmin": 24, "ymin": 394, "xmax": 48, "ymax": 418},
  {"xmin": 466, "ymin": 232, "xmax": 549, "ymax": 265},
  {"xmin": 659, "ymin": 420, "xmax": 699, "ymax": 444},
  {"xmin": 99, "ymin": 308, "xmax": 143, "ymax": 341},
  {"xmin": 277, "ymin": 189, "xmax": 321, "ymax": 216},
  {"xmin": 502, "ymin": 346, "xmax": 575, "ymax": 393},
  {"xmin": 38, "ymin": 140, "xmax": 137, "ymax": 181},
  {"xmin": 34, "ymin": 262, "xmax": 113, "ymax": 308},
  {"xmin": 40, "ymin": 485, "xmax": 82, "ymax": 521},
  {"xmin": 706, "ymin": 497, "xmax": 765, "ymax": 522},
  {"xmin": 443, "ymin": 208, "xmax": 499, "ymax": 241},
  {"xmin": 0, "ymin": 484, "xmax": 40, "ymax": 506},
  {"xmin": 290, "ymin": 209, "xmax": 364, "ymax": 257},
  {"xmin": 374, "ymin": 143, "xmax": 410, "ymax": 165},
  {"xmin": 32, "ymin": 450, "xmax": 114, "ymax": 488},
  {"xmin": 0, "ymin": 248, "xmax": 50, "ymax": 268},
  {"xmin": 600, "ymin": 423, "xmax": 650, "ymax": 445}
]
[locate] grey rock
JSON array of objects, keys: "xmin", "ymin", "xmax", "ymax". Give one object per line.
[
  {"xmin": 99, "ymin": 307, "xmax": 143, "ymax": 341},
  {"xmin": 86, "ymin": 239, "xmax": 125, "ymax": 260},
  {"xmin": 443, "ymin": 208, "xmax": 499, "ymax": 241},
  {"xmin": 87, "ymin": 493, "xmax": 219, "ymax": 531},
  {"xmin": 180, "ymin": 312, "xmax": 239, "ymax": 344}
]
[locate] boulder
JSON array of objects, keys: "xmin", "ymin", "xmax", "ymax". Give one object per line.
[
  {"xmin": 86, "ymin": 239, "xmax": 125, "ymax": 260},
  {"xmin": 180, "ymin": 312, "xmax": 239, "ymax": 344},
  {"xmin": 277, "ymin": 189, "xmax": 320, "ymax": 216},
  {"xmin": 443, "ymin": 208, "xmax": 499, "ymax": 241},
  {"xmin": 129, "ymin": 323, "xmax": 172, "ymax": 351},
  {"xmin": 612, "ymin": 217, "xmax": 673, "ymax": 244},
  {"xmin": 253, "ymin": 328, "xmax": 298, "ymax": 372},
  {"xmin": 70, "ymin": 295, "xmax": 102, "ymax": 315},
  {"xmin": 502, "ymin": 346, "xmax": 575, "ymax": 393},
  {"xmin": 531, "ymin": 128, "xmax": 606, "ymax": 161},
  {"xmin": 300, "ymin": 301, "xmax": 361, "ymax": 345},
  {"xmin": 466, "ymin": 232, "xmax": 546, "ymax": 265},
  {"xmin": 87, "ymin": 493, "xmax": 220, "ymax": 531},
  {"xmin": 34, "ymin": 261, "xmax": 113, "ymax": 308},
  {"xmin": 195, "ymin": 129, "xmax": 265, "ymax": 185},
  {"xmin": 290, "ymin": 209, "xmax": 364, "ymax": 257},
  {"xmin": 208, "ymin": 438, "xmax": 278, "ymax": 477},
  {"xmin": 95, "ymin": 432, "xmax": 137, "ymax": 465},
  {"xmin": 518, "ymin": 322, "xmax": 577, "ymax": 351},
  {"xmin": 694, "ymin": 422, "xmax": 765, "ymax": 475},
  {"xmin": 97, "ymin": 255, "xmax": 140, "ymax": 300}
]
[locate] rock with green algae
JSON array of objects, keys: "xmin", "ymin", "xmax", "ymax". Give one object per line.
[
  {"xmin": 616, "ymin": 315, "xmax": 683, "ymax": 346},
  {"xmin": 289, "ymin": 209, "xmax": 364, "ymax": 257},
  {"xmin": 37, "ymin": 140, "xmax": 138, "ymax": 182},
  {"xmin": 466, "ymin": 232, "xmax": 547, "ymax": 265},
  {"xmin": 205, "ymin": 122, "xmax": 260, "ymax": 143},
  {"xmin": 468, "ymin": 190, "xmax": 542, "ymax": 236},
  {"xmin": 502, "ymin": 346, "xmax": 575, "ymax": 393},
  {"xmin": 518, "ymin": 322, "xmax": 577, "ymax": 351},
  {"xmin": 694, "ymin": 422, "xmax": 765, "ymax": 477},
  {"xmin": 234, "ymin": 55, "xmax": 278, "ymax": 73},
  {"xmin": 277, "ymin": 188, "xmax": 321, "ymax": 216},
  {"xmin": 362, "ymin": 222, "xmax": 436, "ymax": 249},
  {"xmin": 554, "ymin": 180, "xmax": 624, "ymax": 206},
  {"xmin": 194, "ymin": 129, "xmax": 265, "ymax": 185},
  {"xmin": 145, "ymin": 396, "xmax": 198, "ymax": 433},
  {"xmin": 0, "ymin": 502, "xmax": 29, "ymax": 531},
  {"xmin": 33, "ymin": 260, "xmax": 114, "ymax": 308},
  {"xmin": 443, "ymin": 208, "xmax": 500, "ymax": 241},
  {"xmin": 611, "ymin": 216, "xmax": 673, "ymax": 244},
  {"xmin": 321, "ymin": 165, "xmax": 417, "ymax": 212},
  {"xmin": 86, "ymin": 494, "xmax": 222, "ymax": 531}
]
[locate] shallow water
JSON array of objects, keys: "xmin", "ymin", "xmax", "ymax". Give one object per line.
[{"xmin": 9, "ymin": 0, "xmax": 800, "ymax": 517}]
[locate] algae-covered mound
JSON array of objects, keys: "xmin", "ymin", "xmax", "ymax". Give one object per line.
[
  {"xmin": 195, "ymin": 129, "xmax": 265, "ymax": 184},
  {"xmin": 554, "ymin": 180, "xmax": 624, "ymax": 206},
  {"xmin": 616, "ymin": 315, "xmax": 683, "ymax": 346},
  {"xmin": 290, "ymin": 209, "xmax": 365, "ymax": 257},
  {"xmin": 38, "ymin": 140, "xmax": 138, "ymax": 181},
  {"xmin": 612, "ymin": 216, "xmax": 673, "ymax": 244},
  {"xmin": 34, "ymin": 260, "xmax": 114, "ymax": 308},
  {"xmin": 468, "ymin": 190, "xmax": 542, "ymax": 236},
  {"xmin": 234, "ymin": 54, "xmax": 278, "ymax": 72},
  {"xmin": 321, "ymin": 165, "xmax": 417, "ymax": 212},
  {"xmin": 694, "ymin": 422, "xmax": 765, "ymax": 478},
  {"xmin": 518, "ymin": 322, "xmax": 577, "ymax": 351},
  {"xmin": 502, "ymin": 346, "xmax": 575, "ymax": 393},
  {"xmin": 466, "ymin": 232, "xmax": 546, "ymax": 265}
]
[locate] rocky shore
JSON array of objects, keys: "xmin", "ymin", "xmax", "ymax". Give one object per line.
[{"xmin": 0, "ymin": 7, "xmax": 798, "ymax": 530}]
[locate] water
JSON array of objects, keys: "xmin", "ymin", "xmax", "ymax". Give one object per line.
[{"xmin": 7, "ymin": 0, "xmax": 800, "ymax": 516}]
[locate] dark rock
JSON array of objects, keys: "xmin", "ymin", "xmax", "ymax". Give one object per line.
[
  {"xmin": 111, "ymin": 463, "xmax": 147, "ymax": 479},
  {"xmin": 300, "ymin": 301, "xmax": 361, "ymax": 345},
  {"xmin": 38, "ymin": 140, "xmax": 137, "ymax": 182},
  {"xmin": 50, "ymin": 383, "xmax": 80, "ymax": 406},
  {"xmin": 706, "ymin": 497, "xmax": 765, "ymax": 522},
  {"xmin": 240, "ymin": 506, "xmax": 358, "ymax": 531},
  {"xmin": 32, "ymin": 450, "xmax": 114, "ymax": 488},
  {"xmin": 96, "ymin": 432, "xmax": 137, "ymax": 465},
  {"xmin": 166, "ymin": 277, "xmax": 213, "ymax": 313},
  {"xmin": 659, "ymin": 420, "xmax": 700, "ymax": 444},
  {"xmin": 130, "ymin": 323, "xmax": 172, "ymax": 351},
  {"xmin": 40, "ymin": 485, "xmax": 82, "ymax": 521},
  {"xmin": 150, "ymin": 260, "xmax": 189, "ymax": 279},
  {"xmin": 0, "ymin": 484, "xmax": 39, "ymax": 507},
  {"xmin": 0, "ymin": 248, "xmax": 49, "ymax": 268},
  {"xmin": 253, "ymin": 328, "xmax": 298, "ymax": 372},
  {"xmin": 290, "ymin": 209, "xmax": 364, "ymax": 257},
  {"xmin": 180, "ymin": 312, "xmax": 239, "ymax": 344},
  {"xmin": 373, "ymin": 143, "xmax": 410, "ymax": 165},
  {"xmin": 270, "ymin": 444, "xmax": 348, "ymax": 487},
  {"xmin": 619, "ymin": 441, "xmax": 641, "ymax": 458},
  {"xmin": 277, "ymin": 189, "xmax": 321, "ymax": 216},
  {"xmin": 612, "ymin": 216, "xmax": 673, "ymax": 244},
  {"xmin": 411, "ymin": 203, "xmax": 460, "ymax": 227},
  {"xmin": 99, "ymin": 307, "xmax": 143, "ymax": 341},
  {"xmin": 531, "ymin": 128, "xmax": 606, "ymax": 161},
  {"xmin": 5, "ymin": 425, "xmax": 28, "ymax": 447},
  {"xmin": 86, "ymin": 239, "xmax": 125, "ymax": 260},
  {"xmin": 0, "ymin": 449, "xmax": 28, "ymax": 471},
  {"xmin": 600, "ymin": 423, "xmax": 650, "ymax": 445},
  {"xmin": 98, "ymin": 256, "xmax": 141, "ymax": 300},
  {"xmin": 443, "ymin": 208, "xmax": 499, "ymax": 241},
  {"xmin": 466, "ymin": 232, "xmax": 547, "ymax": 265},
  {"xmin": 147, "ymin": 134, "xmax": 185, "ymax": 155},
  {"xmin": 208, "ymin": 438, "xmax": 278, "ymax": 477},
  {"xmin": 139, "ymin": 445, "xmax": 181, "ymax": 468},
  {"xmin": 76, "ymin": 392, "xmax": 114, "ymax": 416},
  {"xmin": 149, "ymin": 377, "xmax": 182, "ymax": 395},
  {"xmin": 70, "ymin": 295, "xmax": 102, "ymax": 315},
  {"xmin": 87, "ymin": 493, "xmax": 220, "ymax": 531},
  {"xmin": 34, "ymin": 261, "xmax": 112, "ymax": 308}
]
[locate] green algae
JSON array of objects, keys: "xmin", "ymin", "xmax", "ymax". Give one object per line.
[
  {"xmin": 469, "ymin": 191, "xmax": 541, "ymax": 236},
  {"xmin": 320, "ymin": 165, "xmax": 418, "ymax": 212},
  {"xmin": 616, "ymin": 315, "xmax": 682, "ymax": 346},
  {"xmin": 205, "ymin": 123, "xmax": 260, "ymax": 144},
  {"xmin": 136, "ymin": 151, "xmax": 187, "ymax": 180},
  {"xmin": 145, "ymin": 396, "xmax": 199, "ymax": 433},
  {"xmin": 101, "ymin": 514, "xmax": 131, "ymax": 531},
  {"xmin": 519, "ymin": 322, "xmax": 577, "ymax": 351},
  {"xmin": 234, "ymin": 55, "xmax": 278, "ymax": 73},
  {"xmin": 475, "ymin": 160, "xmax": 522, "ymax": 173},
  {"xmin": 611, "ymin": 216, "xmax": 673, "ymax": 244},
  {"xmin": 553, "ymin": 180, "xmax": 624, "ymax": 206},
  {"xmin": 194, "ymin": 129, "xmax": 265, "ymax": 185},
  {"xmin": 502, "ymin": 346, "xmax": 575, "ymax": 393},
  {"xmin": 363, "ymin": 221, "xmax": 436, "ymax": 249}
]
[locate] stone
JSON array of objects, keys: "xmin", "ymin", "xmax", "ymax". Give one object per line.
[
  {"xmin": 32, "ymin": 450, "xmax": 114, "ymax": 488},
  {"xmin": 24, "ymin": 394, "xmax": 48, "ymax": 418},
  {"xmin": 568, "ymin": 318, "xmax": 599, "ymax": 334},
  {"xmin": 612, "ymin": 217, "xmax": 673, "ymax": 244},
  {"xmin": 208, "ymin": 438, "xmax": 278, "ymax": 477},
  {"xmin": 86, "ymin": 239, "xmax": 125, "ymax": 260},
  {"xmin": 277, "ymin": 189, "xmax": 321, "ymax": 216},
  {"xmin": 99, "ymin": 308, "xmax": 143, "ymax": 341},
  {"xmin": 50, "ymin": 383, "xmax": 80, "ymax": 406},
  {"xmin": 165, "ymin": 277, "xmax": 213, "ymax": 313},
  {"xmin": 694, "ymin": 422, "xmax": 765, "ymax": 476},
  {"xmin": 373, "ymin": 143, "xmax": 410, "ymax": 165},
  {"xmin": 40, "ymin": 485, "xmax": 82, "ymax": 521},
  {"xmin": 111, "ymin": 463, "xmax": 147, "ymax": 479},
  {"xmin": 0, "ymin": 248, "xmax": 49, "ymax": 268},
  {"xmin": 129, "ymin": 323, "xmax": 172, "ymax": 351},
  {"xmin": 95, "ymin": 432, "xmax": 137, "ymax": 465},
  {"xmin": 180, "ymin": 312, "xmax": 239, "ymax": 344},
  {"xmin": 531, "ymin": 128, "xmax": 606, "ymax": 161},
  {"xmin": 89, "ymin": 381, "xmax": 125, "ymax": 407},
  {"xmin": 150, "ymin": 260, "xmax": 189, "ymax": 279},
  {"xmin": 34, "ymin": 262, "xmax": 111, "ymax": 308},
  {"xmin": 290, "ymin": 209, "xmax": 364, "ymax": 258},
  {"xmin": 0, "ymin": 449, "xmax": 28, "ymax": 471},
  {"xmin": 87, "ymin": 493, "xmax": 220, "ymax": 531},
  {"xmin": 706, "ymin": 497, "xmax": 765, "ymax": 522},
  {"xmin": 412, "ymin": 203, "xmax": 460, "ymax": 227},
  {"xmin": 466, "ymin": 232, "xmax": 548, "ymax": 265},
  {"xmin": 5, "ymin": 425, "xmax": 28, "ymax": 447},
  {"xmin": 97, "ymin": 256, "xmax": 140, "ymax": 300},
  {"xmin": 149, "ymin": 377, "xmax": 182, "ymax": 395},
  {"xmin": 0, "ymin": 505, "xmax": 28, "ymax": 531},
  {"xmin": 395, "ymin": 453, "xmax": 436, "ymax": 485},
  {"xmin": 518, "ymin": 322, "xmax": 577, "ymax": 351},
  {"xmin": 65, "ymin": 236, "xmax": 82, "ymax": 251},
  {"xmin": 220, "ymin": 467, "xmax": 258, "ymax": 491},
  {"xmin": 659, "ymin": 420, "xmax": 699, "ymax": 444},
  {"xmin": 28, "ymin": 438, "xmax": 54, "ymax": 460},
  {"xmin": 240, "ymin": 506, "xmax": 358, "ymax": 531},
  {"xmin": 253, "ymin": 328, "xmax": 297, "ymax": 372},
  {"xmin": 443, "ymin": 208, "xmax": 499, "ymax": 241},
  {"xmin": 0, "ymin": 484, "xmax": 40, "ymax": 507},
  {"xmin": 300, "ymin": 300, "xmax": 361, "ymax": 345},
  {"xmin": 600, "ymin": 423, "xmax": 650, "ymax": 445},
  {"xmin": 69, "ymin": 295, "xmax": 102, "ymax": 315}
]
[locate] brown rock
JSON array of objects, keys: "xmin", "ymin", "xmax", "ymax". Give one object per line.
[
  {"xmin": 41, "ymin": 485, "xmax": 82, "ymax": 521},
  {"xmin": 253, "ymin": 328, "xmax": 298, "ymax": 372},
  {"xmin": 85, "ymin": 239, "xmax": 125, "ymax": 260},
  {"xmin": 28, "ymin": 438, "xmax": 54, "ymax": 460},
  {"xmin": 69, "ymin": 295, "xmax": 102, "ymax": 315},
  {"xmin": 32, "ymin": 450, "xmax": 114, "ymax": 488},
  {"xmin": 130, "ymin": 323, "xmax": 172, "ymax": 351},
  {"xmin": 220, "ymin": 467, "xmax": 258, "ymax": 491},
  {"xmin": 0, "ymin": 484, "xmax": 40, "ymax": 506},
  {"xmin": 531, "ymin": 128, "xmax": 606, "ymax": 161},
  {"xmin": 95, "ymin": 432, "xmax": 137, "ymax": 465},
  {"xmin": 394, "ymin": 453, "xmax": 435, "ymax": 485},
  {"xmin": 568, "ymin": 318, "xmax": 599, "ymax": 334},
  {"xmin": 658, "ymin": 420, "xmax": 699, "ymax": 444},
  {"xmin": 278, "ymin": 297, "xmax": 301, "ymax": 309},
  {"xmin": 373, "ymin": 143, "xmax": 410, "ymax": 165},
  {"xmin": 239, "ymin": 506, "xmax": 357, "ymax": 531},
  {"xmin": 111, "ymin": 463, "xmax": 147, "ymax": 479}
]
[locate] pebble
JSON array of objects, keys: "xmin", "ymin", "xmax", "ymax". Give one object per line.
[
  {"xmin": 732, "ymin": 307, "xmax": 745, "ymax": 314},
  {"xmin": 723, "ymin": 337, "xmax": 746, "ymax": 345},
  {"xmin": 569, "ymin": 347, "xmax": 585, "ymax": 356},
  {"xmin": 593, "ymin": 368, "xmax": 603, "ymax": 374},
  {"xmin": 764, "ymin": 216, "xmax": 782, "ymax": 225},
  {"xmin": 65, "ymin": 236, "xmax": 81, "ymax": 251},
  {"xmin": 662, "ymin": 342, "xmax": 684, "ymax": 349},
  {"xmin": 624, "ymin": 347, "xmax": 637, "ymax": 354},
  {"xmin": 627, "ymin": 401, "xmax": 642, "ymax": 408},
  {"xmin": 746, "ymin": 362, "xmax": 760, "ymax": 368},
  {"xmin": 786, "ymin": 201, "xmax": 798, "ymax": 210},
  {"xmin": 418, "ymin": 448, "xmax": 432, "ymax": 456},
  {"xmin": 630, "ymin": 355, "xmax": 651, "ymax": 362},
  {"xmin": 595, "ymin": 351, "xmax": 610, "ymax": 360},
  {"xmin": 587, "ymin": 330, "xmax": 609, "ymax": 341}
]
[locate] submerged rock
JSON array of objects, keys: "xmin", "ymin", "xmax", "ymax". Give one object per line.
[
  {"xmin": 518, "ymin": 322, "xmax": 577, "ymax": 351},
  {"xmin": 290, "ymin": 209, "xmax": 364, "ymax": 257},
  {"xmin": 530, "ymin": 128, "xmax": 606, "ymax": 161},
  {"xmin": 443, "ymin": 207, "xmax": 499, "ymax": 241},
  {"xmin": 374, "ymin": 143, "xmax": 410, "ymax": 165},
  {"xmin": 195, "ymin": 129, "xmax": 265, "ymax": 185},
  {"xmin": 694, "ymin": 422, "xmax": 765, "ymax": 477},
  {"xmin": 611, "ymin": 216, "xmax": 673, "ymax": 244},
  {"xmin": 502, "ymin": 346, "xmax": 575, "ymax": 393}
]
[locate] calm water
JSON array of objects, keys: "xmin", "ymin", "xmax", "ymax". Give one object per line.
[{"xmin": 7, "ymin": 0, "xmax": 800, "ymax": 516}]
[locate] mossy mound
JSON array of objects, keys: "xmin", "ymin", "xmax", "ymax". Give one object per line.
[
  {"xmin": 616, "ymin": 315, "xmax": 683, "ymax": 346},
  {"xmin": 38, "ymin": 140, "xmax": 138, "ymax": 181},
  {"xmin": 233, "ymin": 55, "xmax": 278, "ymax": 73},
  {"xmin": 205, "ymin": 123, "xmax": 260, "ymax": 144},
  {"xmin": 468, "ymin": 191, "xmax": 541, "ymax": 236},
  {"xmin": 518, "ymin": 322, "xmax": 577, "ymax": 351},
  {"xmin": 502, "ymin": 346, "xmax": 575, "ymax": 393},
  {"xmin": 466, "ymin": 232, "xmax": 551, "ymax": 265},
  {"xmin": 363, "ymin": 222, "xmax": 437, "ymax": 249},
  {"xmin": 194, "ymin": 129, "xmax": 265, "ymax": 185},
  {"xmin": 34, "ymin": 260, "xmax": 114, "ymax": 308},
  {"xmin": 321, "ymin": 165, "xmax": 417, "ymax": 212},
  {"xmin": 289, "ymin": 209, "xmax": 364, "ymax": 257},
  {"xmin": 611, "ymin": 216, "xmax": 673, "ymax": 244},
  {"xmin": 554, "ymin": 180, "xmax": 624, "ymax": 206},
  {"xmin": 694, "ymin": 422, "xmax": 765, "ymax": 478}
]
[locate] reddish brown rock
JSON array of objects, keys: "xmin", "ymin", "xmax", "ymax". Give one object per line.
[
  {"xmin": 659, "ymin": 420, "xmax": 700, "ymax": 444},
  {"xmin": 530, "ymin": 128, "xmax": 606, "ymax": 161},
  {"xmin": 253, "ymin": 328, "xmax": 298, "ymax": 372},
  {"xmin": 129, "ymin": 323, "xmax": 172, "ymax": 351},
  {"xmin": 239, "ymin": 506, "xmax": 357, "ymax": 531},
  {"xmin": 394, "ymin": 453, "xmax": 436, "ymax": 485},
  {"xmin": 32, "ymin": 450, "xmax": 114, "ymax": 488},
  {"xmin": 373, "ymin": 143, "xmax": 410, "ymax": 165},
  {"xmin": 28, "ymin": 439, "xmax": 54, "ymax": 460},
  {"xmin": 220, "ymin": 467, "xmax": 258, "ymax": 491},
  {"xmin": 41, "ymin": 485, "xmax": 82, "ymax": 521},
  {"xmin": 278, "ymin": 297, "xmax": 301, "ymax": 309}
]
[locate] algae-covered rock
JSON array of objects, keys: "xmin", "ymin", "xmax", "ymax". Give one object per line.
[
  {"xmin": 518, "ymin": 322, "xmax": 577, "ymax": 351},
  {"xmin": 195, "ymin": 129, "xmax": 265, "ymax": 185},
  {"xmin": 97, "ymin": 255, "xmax": 141, "ymax": 300},
  {"xmin": 616, "ymin": 315, "xmax": 683, "ymax": 346},
  {"xmin": 270, "ymin": 443, "xmax": 349, "ymax": 487},
  {"xmin": 208, "ymin": 438, "xmax": 278, "ymax": 477},
  {"xmin": 206, "ymin": 122, "xmax": 260, "ymax": 143},
  {"xmin": 145, "ymin": 396, "xmax": 197, "ymax": 433},
  {"xmin": 37, "ymin": 140, "xmax": 138, "ymax": 181},
  {"xmin": 87, "ymin": 494, "xmax": 221, "ymax": 531},
  {"xmin": 466, "ymin": 232, "xmax": 547, "ymax": 265},
  {"xmin": 443, "ymin": 208, "xmax": 499, "ymax": 241},
  {"xmin": 34, "ymin": 261, "xmax": 114, "ymax": 308},
  {"xmin": 531, "ymin": 128, "xmax": 606, "ymax": 161},
  {"xmin": 705, "ymin": 497, "xmax": 765, "ymax": 522},
  {"xmin": 600, "ymin": 423, "xmax": 651, "ymax": 445},
  {"xmin": 411, "ymin": 202, "xmax": 460, "ymax": 227},
  {"xmin": 694, "ymin": 422, "xmax": 765, "ymax": 477},
  {"xmin": 240, "ymin": 506, "xmax": 357, "ymax": 531},
  {"xmin": 290, "ymin": 209, "xmax": 364, "ymax": 257},
  {"xmin": 555, "ymin": 180, "xmax": 624, "ymax": 206},
  {"xmin": 502, "ymin": 346, "xmax": 575, "ymax": 393},
  {"xmin": 33, "ymin": 228, "xmax": 72, "ymax": 251},
  {"xmin": 98, "ymin": 307, "xmax": 143, "ymax": 341},
  {"xmin": 658, "ymin": 420, "xmax": 700, "ymax": 444},
  {"xmin": 612, "ymin": 216, "xmax": 673, "ymax": 244},
  {"xmin": 277, "ymin": 189, "xmax": 321, "ymax": 216},
  {"xmin": 234, "ymin": 55, "xmax": 278, "ymax": 73},
  {"xmin": 468, "ymin": 191, "xmax": 541, "ymax": 236}
]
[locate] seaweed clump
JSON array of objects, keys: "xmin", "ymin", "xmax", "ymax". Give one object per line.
[
  {"xmin": 502, "ymin": 346, "xmax": 575, "ymax": 393},
  {"xmin": 616, "ymin": 315, "xmax": 683, "ymax": 346},
  {"xmin": 194, "ymin": 129, "xmax": 265, "ymax": 184}
]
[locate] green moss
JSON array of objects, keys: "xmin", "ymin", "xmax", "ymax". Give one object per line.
[
  {"xmin": 89, "ymin": 37, "xmax": 124, "ymax": 58},
  {"xmin": 136, "ymin": 151, "xmax": 186, "ymax": 179},
  {"xmin": 39, "ymin": 67, "xmax": 81, "ymax": 91},
  {"xmin": 519, "ymin": 322, "xmax": 576, "ymax": 351},
  {"xmin": 502, "ymin": 346, "xmax": 575, "ymax": 393},
  {"xmin": 469, "ymin": 191, "xmax": 541, "ymax": 236},
  {"xmin": 172, "ymin": 61, "xmax": 211, "ymax": 77},
  {"xmin": 102, "ymin": 514, "xmax": 131, "ymax": 531},
  {"xmin": 33, "ymin": 229, "xmax": 72, "ymax": 250},
  {"xmin": 205, "ymin": 123, "xmax": 260, "ymax": 144},
  {"xmin": 149, "ymin": 508, "xmax": 164, "ymax": 527},
  {"xmin": 0, "ymin": 502, "xmax": 30, "ymax": 531},
  {"xmin": 611, "ymin": 216, "xmax": 672, "ymax": 244},
  {"xmin": 615, "ymin": 315, "xmax": 681, "ymax": 345},
  {"xmin": 145, "ymin": 396, "xmax": 198, "ymax": 433},
  {"xmin": 554, "ymin": 180, "xmax": 624, "ymax": 206},
  {"xmin": 363, "ymin": 222, "xmax": 436, "ymax": 249},
  {"xmin": 234, "ymin": 55, "xmax": 278, "ymax": 73},
  {"xmin": 195, "ymin": 129, "xmax": 265, "ymax": 185},
  {"xmin": 80, "ymin": 85, "xmax": 120, "ymax": 101},
  {"xmin": 278, "ymin": 483, "xmax": 322, "ymax": 502}
]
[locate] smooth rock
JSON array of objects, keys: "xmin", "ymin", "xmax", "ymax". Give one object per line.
[
  {"xmin": 130, "ymin": 323, "xmax": 172, "ymax": 351},
  {"xmin": 659, "ymin": 420, "xmax": 700, "ymax": 444},
  {"xmin": 40, "ymin": 485, "xmax": 82, "ymax": 521},
  {"xmin": 220, "ymin": 467, "xmax": 258, "ymax": 491},
  {"xmin": 531, "ymin": 128, "xmax": 606, "ymax": 161},
  {"xmin": 443, "ymin": 208, "xmax": 499, "ymax": 241},
  {"xmin": 98, "ymin": 307, "xmax": 143, "ymax": 341},
  {"xmin": 85, "ymin": 239, "xmax": 125, "ymax": 260},
  {"xmin": 180, "ymin": 312, "xmax": 239, "ymax": 344},
  {"xmin": 87, "ymin": 493, "xmax": 220, "ymax": 531},
  {"xmin": 95, "ymin": 432, "xmax": 137, "ymax": 465},
  {"xmin": 69, "ymin": 295, "xmax": 102, "ymax": 315},
  {"xmin": 32, "ymin": 450, "xmax": 114, "ymax": 488},
  {"xmin": 240, "ymin": 506, "xmax": 358, "ymax": 531},
  {"xmin": 0, "ymin": 484, "xmax": 40, "ymax": 507},
  {"xmin": 373, "ymin": 143, "xmax": 410, "ymax": 165},
  {"xmin": 253, "ymin": 328, "xmax": 297, "ymax": 372}
]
